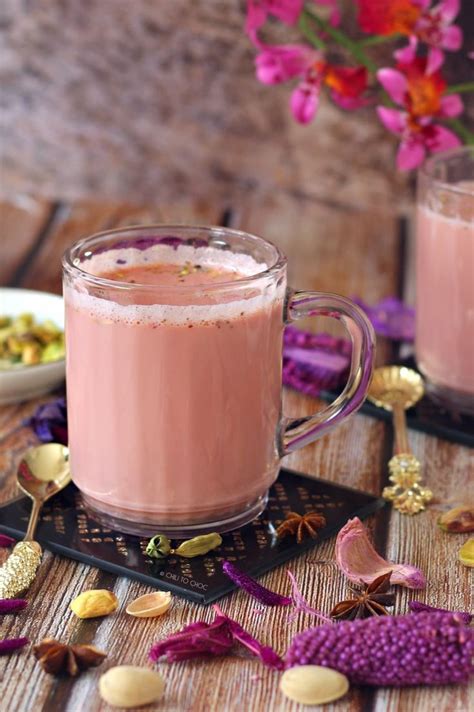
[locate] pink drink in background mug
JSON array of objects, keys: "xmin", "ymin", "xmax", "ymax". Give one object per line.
[
  {"xmin": 416, "ymin": 147, "xmax": 474, "ymax": 414},
  {"xmin": 63, "ymin": 226, "xmax": 375, "ymax": 536}
]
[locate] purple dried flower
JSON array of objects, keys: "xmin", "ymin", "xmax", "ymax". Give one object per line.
[
  {"xmin": 222, "ymin": 561, "xmax": 291, "ymax": 607},
  {"xmin": 24, "ymin": 397, "xmax": 68, "ymax": 445},
  {"xmin": 409, "ymin": 600, "xmax": 472, "ymax": 624},
  {"xmin": 0, "ymin": 638, "xmax": 29, "ymax": 655},
  {"xmin": 213, "ymin": 605, "xmax": 284, "ymax": 670},
  {"xmin": 149, "ymin": 608, "xmax": 283, "ymax": 670},
  {"xmin": 286, "ymin": 612, "xmax": 473, "ymax": 686},
  {"xmin": 0, "ymin": 534, "xmax": 15, "ymax": 548},
  {"xmin": 283, "ymin": 328, "xmax": 351, "ymax": 397},
  {"xmin": 149, "ymin": 615, "xmax": 234, "ymax": 663},
  {"xmin": 286, "ymin": 571, "xmax": 332, "ymax": 623},
  {"xmin": 353, "ymin": 297, "xmax": 415, "ymax": 341},
  {"xmin": 0, "ymin": 599, "xmax": 28, "ymax": 614}
]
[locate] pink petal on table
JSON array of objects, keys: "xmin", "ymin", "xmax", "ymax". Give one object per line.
[
  {"xmin": 377, "ymin": 69, "xmax": 408, "ymax": 105},
  {"xmin": 440, "ymin": 93, "xmax": 464, "ymax": 117},
  {"xmin": 397, "ymin": 138, "xmax": 426, "ymax": 171},
  {"xmin": 335, "ymin": 517, "xmax": 426, "ymax": 589}
]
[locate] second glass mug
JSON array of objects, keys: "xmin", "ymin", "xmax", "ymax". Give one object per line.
[{"xmin": 63, "ymin": 225, "xmax": 375, "ymax": 536}]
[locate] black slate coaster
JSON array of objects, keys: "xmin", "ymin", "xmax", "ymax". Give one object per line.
[{"xmin": 0, "ymin": 468, "xmax": 384, "ymax": 604}]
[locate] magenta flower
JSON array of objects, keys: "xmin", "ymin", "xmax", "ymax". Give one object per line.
[
  {"xmin": 245, "ymin": 1, "xmax": 304, "ymax": 41},
  {"xmin": 255, "ymin": 44, "xmax": 320, "ymax": 84},
  {"xmin": 376, "ymin": 57, "xmax": 463, "ymax": 170},
  {"xmin": 394, "ymin": 0, "xmax": 463, "ymax": 75}
]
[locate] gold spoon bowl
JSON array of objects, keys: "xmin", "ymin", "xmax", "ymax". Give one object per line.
[
  {"xmin": 367, "ymin": 366, "xmax": 432, "ymax": 515},
  {"xmin": 0, "ymin": 443, "xmax": 71, "ymax": 598}
]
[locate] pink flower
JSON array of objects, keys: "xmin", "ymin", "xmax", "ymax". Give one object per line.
[
  {"xmin": 395, "ymin": 0, "xmax": 463, "ymax": 75},
  {"xmin": 255, "ymin": 43, "xmax": 368, "ymax": 124},
  {"xmin": 245, "ymin": 1, "xmax": 304, "ymax": 41},
  {"xmin": 376, "ymin": 57, "xmax": 463, "ymax": 170},
  {"xmin": 255, "ymin": 44, "xmax": 319, "ymax": 84}
]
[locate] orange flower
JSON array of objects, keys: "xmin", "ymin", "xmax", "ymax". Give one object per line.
[
  {"xmin": 357, "ymin": 0, "xmax": 422, "ymax": 36},
  {"xmin": 400, "ymin": 57, "xmax": 446, "ymax": 116}
]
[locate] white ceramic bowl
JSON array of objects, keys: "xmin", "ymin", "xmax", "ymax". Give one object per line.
[{"xmin": 0, "ymin": 288, "xmax": 65, "ymax": 405}]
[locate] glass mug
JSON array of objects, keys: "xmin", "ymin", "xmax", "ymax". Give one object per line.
[
  {"xmin": 63, "ymin": 225, "xmax": 375, "ymax": 536},
  {"xmin": 416, "ymin": 147, "xmax": 474, "ymax": 414}
]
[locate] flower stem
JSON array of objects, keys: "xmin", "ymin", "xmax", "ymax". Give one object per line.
[
  {"xmin": 358, "ymin": 34, "xmax": 399, "ymax": 47},
  {"xmin": 298, "ymin": 14, "xmax": 326, "ymax": 51},
  {"xmin": 304, "ymin": 9, "xmax": 378, "ymax": 73},
  {"xmin": 446, "ymin": 82, "xmax": 474, "ymax": 95},
  {"xmin": 445, "ymin": 119, "xmax": 474, "ymax": 145}
]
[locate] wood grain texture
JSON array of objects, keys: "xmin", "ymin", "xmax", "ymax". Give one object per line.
[
  {"xmin": 1, "ymin": 198, "xmax": 472, "ymax": 712},
  {"xmin": 0, "ymin": 200, "xmax": 52, "ymax": 285},
  {"xmin": 0, "ymin": 0, "xmax": 417, "ymax": 214}
]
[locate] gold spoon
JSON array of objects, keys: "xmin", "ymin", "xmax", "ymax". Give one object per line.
[
  {"xmin": 0, "ymin": 443, "xmax": 71, "ymax": 599},
  {"xmin": 367, "ymin": 366, "xmax": 433, "ymax": 515}
]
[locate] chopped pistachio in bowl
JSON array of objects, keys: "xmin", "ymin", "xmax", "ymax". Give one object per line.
[{"xmin": 0, "ymin": 289, "xmax": 65, "ymax": 405}]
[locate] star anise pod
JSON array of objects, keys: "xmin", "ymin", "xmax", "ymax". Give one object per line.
[
  {"xmin": 330, "ymin": 571, "xmax": 395, "ymax": 620},
  {"xmin": 33, "ymin": 638, "xmax": 107, "ymax": 676},
  {"xmin": 276, "ymin": 511, "xmax": 326, "ymax": 544}
]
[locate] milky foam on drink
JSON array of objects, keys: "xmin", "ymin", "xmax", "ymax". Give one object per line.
[{"xmin": 66, "ymin": 244, "xmax": 285, "ymax": 326}]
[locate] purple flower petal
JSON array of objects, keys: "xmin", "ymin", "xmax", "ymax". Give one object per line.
[
  {"xmin": 409, "ymin": 600, "xmax": 472, "ymax": 624},
  {"xmin": 352, "ymin": 297, "xmax": 415, "ymax": 341},
  {"xmin": 0, "ymin": 534, "xmax": 16, "ymax": 548},
  {"xmin": 0, "ymin": 599, "xmax": 28, "ymax": 614},
  {"xmin": 397, "ymin": 137, "xmax": 426, "ymax": 171},
  {"xmin": 212, "ymin": 605, "xmax": 284, "ymax": 670},
  {"xmin": 0, "ymin": 638, "xmax": 29, "ymax": 655},
  {"xmin": 286, "ymin": 571, "xmax": 332, "ymax": 623},
  {"xmin": 24, "ymin": 397, "xmax": 68, "ymax": 444},
  {"xmin": 149, "ymin": 616, "xmax": 234, "ymax": 663},
  {"xmin": 426, "ymin": 46, "xmax": 444, "ymax": 75},
  {"xmin": 222, "ymin": 561, "xmax": 292, "ymax": 606}
]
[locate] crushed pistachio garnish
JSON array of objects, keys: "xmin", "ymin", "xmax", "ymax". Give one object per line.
[{"xmin": 0, "ymin": 313, "xmax": 64, "ymax": 369}]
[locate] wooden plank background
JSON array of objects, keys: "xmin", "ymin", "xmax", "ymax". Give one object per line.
[{"xmin": 0, "ymin": 196, "xmax": 472, "ymax": 712}]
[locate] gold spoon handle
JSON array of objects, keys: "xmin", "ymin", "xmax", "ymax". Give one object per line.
[
  {"xmin": 25, "ymin": 499, "xmax": 43, "ymax": 541},
  {"xmin": 392, "ymin": 402, "xmax": 410, "ymax": 454},
  {"xmin": 0, "ymin": 541, "xmax": 42, "ymax": 599}
]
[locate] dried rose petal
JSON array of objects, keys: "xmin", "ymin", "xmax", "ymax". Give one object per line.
[
  {"xmin": 222, "ymin": 561, "xmax": 292, "ymax": 606},
  {"xmin": 0, "ymin": 534, "xmax": 16, "ymax": 548},
  {"xmin": 149, "ymin": 616, "xmax": 233, "ymax": 663},
  {"xmin": 335, "ymin": 517, "xmax": 426, "ymax": 589},
  {"xmin": 286, "ymin": 571, "xmax": 332, "ymax": 623},
  {"xmin": 353, "ymin": 297, "xmax": 415, "ymax": 341},
  {"xmin": 212, "ymin": 605, "xmax": 284, "ymax": 670},
  {"xmin": 0, "ymin": 637, "xmax": 29, "ymax": 655},
  {"xmin": 24, "ymin": 397, "xmax": 68, "ymax": 445},
  {"xmin": 0, "ymin": 598, "xmax": 28, "ymax": 614},
  {"xmin": 409, "ymin": 601, "xmax": 472, "ymax": 624}
]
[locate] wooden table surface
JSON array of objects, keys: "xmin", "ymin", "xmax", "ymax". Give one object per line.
[{"xmin": 0, "ymin": 196, "xmax": 472, "ymax": 712}]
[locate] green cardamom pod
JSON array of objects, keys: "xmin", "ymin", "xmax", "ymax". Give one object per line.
[
  {"xmin": 174, "ymin": 533, "xmax": 223, "ymax": 558},
  {"xmin": 146, "ymin": 534, "xmax": 172, "ymax": 559}
]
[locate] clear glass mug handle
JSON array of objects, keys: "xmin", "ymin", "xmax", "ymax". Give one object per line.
[{"xmin": 280, "ymin": 290, "xmax": 376, "ymax": 455}]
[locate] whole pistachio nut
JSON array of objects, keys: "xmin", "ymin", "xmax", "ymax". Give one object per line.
[
  {"xmin": 459, "ymin": 538, "xmax": 474, "ymax": 567},
  {"xmin": 145, "ymin": 534, "xmax": 172, "ymax": 559},
  {"xmin": 438, "ymin": 506, "xmax": 474, "ymax": 533},
  {"xmin": 70, "ymin": 589, "xmax": 119, "ymax": 619}
]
